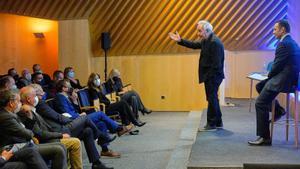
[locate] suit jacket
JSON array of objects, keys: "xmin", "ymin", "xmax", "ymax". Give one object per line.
[
  {"xmin": 0, "ymin": 108, "xmax": 34, "ymax": 148},
  {"xmin": 265, "ymin": 35, "xmax": 300, "ymax": 92},
  {"xmin": 178, "ymin": 33, "xmax": 225, "ymax": 83},
  {"xmin": 18, "ymin": 109, "xmax": 63, "ymax": 143},
  {"xmin": 35, "ymin": 101, "xmax": 72, "ymax": 134},
  {"xmin": 54, "ymin": 93, "xmax": 80, "ymax": 119}
]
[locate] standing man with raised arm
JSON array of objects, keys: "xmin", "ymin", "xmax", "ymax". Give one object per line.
[{"xmin": 169, "ymin": 20, "xmax": 225, "ymax": 131}]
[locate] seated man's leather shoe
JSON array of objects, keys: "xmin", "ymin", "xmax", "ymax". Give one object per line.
[
  {"xmin": 274, "ymin": 106, "xmax": 286, "ymax": 122},
  {"xmin": 248, "ymin": 137, "xmax": 272, "ymax": 146},
  {"xmin": 117, "ymin": 125, "xmax": 133, "ymax": 137},
  {"xmin": 129, "ymin": 129, "xmax": 139, "ymax": 135},
  {"xmin": 134, "ymin": 121, "xmax": 146, "ymax": 127},
  {"xmin": 101, "ymin": 149, "xmax": 121, "ymax": 158},
  {"xmin": 141, "ymin": 108, "xmax": 152, "ymax": 115},
  {"xmin": 92, "ymin": 160, "xmax": 114, "ymax": 169},
  {"xmin": 269, "ymin": 106, "xmax": 287, "ymax": 123}
]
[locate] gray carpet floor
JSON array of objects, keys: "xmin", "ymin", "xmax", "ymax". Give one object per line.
[
  {"xmin": 188, "ymin": 99, "xmax": 300, "ymax": 169},
  {"xmin": 81, "ymin": 111, "xmax": 189, "ymax": 169}
]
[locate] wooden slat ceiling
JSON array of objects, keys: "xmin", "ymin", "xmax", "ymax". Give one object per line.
[{"xmin": 0, "ymin": 0, "xmax": 288, "ymax": 56}]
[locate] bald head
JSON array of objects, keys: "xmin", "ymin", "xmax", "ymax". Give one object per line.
[{"xmin": 20, "ymin": 86, "xmax": 36, "ymax": 106}]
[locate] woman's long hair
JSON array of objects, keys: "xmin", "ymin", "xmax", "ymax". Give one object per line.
[{"xmin": 87, "ymin": 73, "xmax": 101, "ymax": 92}]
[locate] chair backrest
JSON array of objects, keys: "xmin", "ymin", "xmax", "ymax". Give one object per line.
[{"xmin": 77, "ymin": 88, "xmax": 91, "ymax": 107}]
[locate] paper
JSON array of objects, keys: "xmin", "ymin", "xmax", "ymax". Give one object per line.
[{"xmin": 247, "ymin": 73, "xmax": 268, "ymax": 81}]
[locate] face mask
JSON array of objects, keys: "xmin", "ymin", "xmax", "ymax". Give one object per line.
[
  {"xmin": 94, "ymin": 79, "xmax": 101, "ymax": 87},
  {"xmin": 25, "ymin": 74, "xmax": 32, "ymax": 81},
  {"xmin": 11, "ymin": 85, "xmax": 17, "ymax": 90},
  {"xmin": 68, "ymin": 72, "xmax": 75, "ymax": 78},
  {"xmin": 35, "ymin": 70, "xmax": 43, "ymax": 74},
  {"xmin": 14, "ymin": 102, "xmax": 22, "ymax": 113},
  {"xmin": 33, "ymin": 96, "xmax": 39, "ymax": 107}
]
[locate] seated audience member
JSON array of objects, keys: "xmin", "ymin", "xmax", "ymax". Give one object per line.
[
  {"xmin": 248, "ymin": 20, "xmax": 300, "ymax": 146},
  {"xmin": 7, "ymin": 68, "xmax": 19, "ymax": 84},
  {"xmin": 64, "ymin": 67, "xmax": 83, "ymax": 89},
  {"xmin": 48, "ymin": 70, "xmax": 64, "ymax": 98},
  {"xmin": 55, "ymin": 80, "xmax": 133, "ymax": 158},
  {"xmin": 0, "ymin": 76, "xmax": 17, "ymax": 90},
  {"xmin": 32, "ymin": 64, "xmax": 51, "ymax": 87},
  {"xmin": 32, "ymin": 72, "xmax": 44, "ymax": 86},
  {"xmin": 17, "ymin": 69, "xmax": 32, "ymax": 89},
  {"xmin": 0, "ymin": 89, "xmax": 68, "ymax": 169},
  {"xmin": 88, "ymin": 73, "xmax": 146, "ymax": 127},
  {"xmin": 32, "ymin": 85, "xmax": 114, "ymax": 169},
  {"xmin": 18, "ymin": 86, "xmax": 82, "ymax": 169},
  {"xmin": 107, "ymin": 69, "xmax": 152, "ymax": 115}
]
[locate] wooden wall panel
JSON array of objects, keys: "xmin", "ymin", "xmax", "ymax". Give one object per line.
[
  {"xmin": 90, "ymin": 54, "xmax": 207, "ymax": 111},
  {"xmin": 58, "ymin": 19, "xmax": 92, "ymax": 80},
  {"xmin": 0, "ymin": 13, "xmax": 58, "ymax": 76},
  {"xmin": 1, "ymin": 0, "xmax": 288, "ymax": 56},
  {"xmin": 224, "ymin": 50, "xmax": 274, "ymax": 98}
]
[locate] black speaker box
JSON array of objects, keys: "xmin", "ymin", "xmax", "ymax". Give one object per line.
[{"xmin": 101, "ymin": 32, "xmax": 111, "ymax": 50}]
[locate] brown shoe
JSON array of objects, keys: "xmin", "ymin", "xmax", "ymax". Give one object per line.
[
  {"xmin": 126, "ymin": 123, "xmax": 134, "ymax": 131},
  {"xmin": 117, "ymin": 124, "xmax": 133, "ymax": 137},
  {"xmin": 101, "ymin": 150, "xmax": 121, "ymax": 158}
]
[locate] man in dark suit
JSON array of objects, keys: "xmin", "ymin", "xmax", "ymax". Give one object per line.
[
  {"xmin": 169, "ymin": 20, "xmax": 225, "ymax": 130},
  {"xmin": 248, "ymin": 20, "xmax": 300, "ymax": 146},
  {"xmin": 0, "ymin": 89, "xmax": 67, "ymax": 169}
]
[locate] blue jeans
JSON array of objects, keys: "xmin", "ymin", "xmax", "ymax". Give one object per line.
[{"xmin": 87, "ymin": 111, "xmax": 119, "ymax": 148}]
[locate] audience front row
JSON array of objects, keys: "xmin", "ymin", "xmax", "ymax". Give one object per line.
[{"xmin": 0, "ymin": 66, "xmax": 151, "ymax": 169}]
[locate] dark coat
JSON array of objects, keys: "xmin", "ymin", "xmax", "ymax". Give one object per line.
[
  {"xmin": 264, "ymin": 35, "xmax": 300, "ymax": 92},
  {"xmin": 35, "ymin": 101, "xmax": 72, "ymax": 134},
  {"xmin": 0, "ymin": 108, "xmax": 34, "ymax": 147},
  {"xmin": 178, "ymin": 33, "xmax": 225, "ymax": 83},
  {"xmin": 18, "ymin": 109, "xmax": 63, "ymax": 143}
]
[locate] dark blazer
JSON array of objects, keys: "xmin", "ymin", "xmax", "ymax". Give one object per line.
[
  {"xmin": 264, "ymin": 35, "xmax": 300, "ymax": 92},
  {"xmin": 0, "ymin": 108, "xmax": 34, "ymax": 148},
  {"xmin": 18, "ymin": 110, "xmax": 63, "ymax": 143},
  {"xmin": 35, "ymin": 101, "xmax": 72, "ymax": 134},
  {"xmin": 54, "ymin": 93, "xmax": 80, "ymax": 119},
  {"xmin": 178, "ymin": 33, "xmax": 225, "ymax": 83}
]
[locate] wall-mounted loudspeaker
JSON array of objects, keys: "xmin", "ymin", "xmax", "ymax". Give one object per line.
[{"xmin": 101, "ymin": 32, "xmax": 111, "ymax": 51}]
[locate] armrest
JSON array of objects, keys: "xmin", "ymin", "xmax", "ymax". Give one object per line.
[
  {"xmin": 79, "ymin": 106, "xmax": 99, "ymax": 112},
  {"xmin": 99, "ymin": 103, "xmax": 106, "ymax": 113}
]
